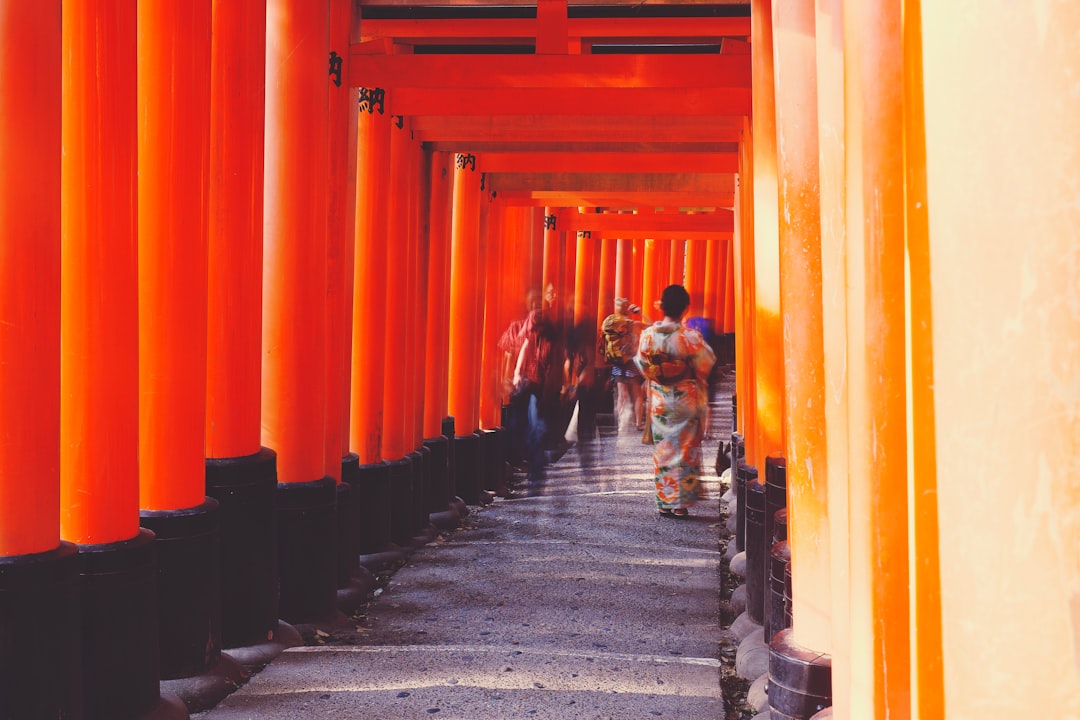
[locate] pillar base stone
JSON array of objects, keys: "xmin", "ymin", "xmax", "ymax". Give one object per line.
[
  {"xmin": 768, "ymin": 628, "xmax": 832, "ymax": 720},
  {"xmin": 222, "ymin": 621, "xmax": 303, "ymax": 669},
  {"xmin": 731, "ymin": 609, "xmax": 762, "ymax": 641},
  {"xmin": 736, "ymin": 627, "xmax": 769, "ymax": 680},
  {"xmin": 160, "ymin": 652, "xmax": 247, "ymax": 714},
  {"xmin": 747, "ymin": 671, "xmax": 769, "ymax": 711},
  {"xmin": 138, "ymin": 693, "xmax": 190, "ymax": 720}
]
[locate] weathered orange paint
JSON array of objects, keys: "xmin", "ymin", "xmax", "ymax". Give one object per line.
[
  {"xmin": 350, "ymin": 108, "xmax": 390, "ymax": 463},
  {"xmin": 262, "ymin": 0, "xmax": 329, "ymax": 484},
  {"xmin": 479, "ymin": 197, "xmax": 506, "ymax": 430},
  {"xmin": 424, "ymin": 151, "xmax": 452, "ymax": 438},
  {"xmin": 574, "ymin": 230, "xmax": 597, "ymax": 330},
  {"xmin": 206, "ymin": 0, "xmax": 266, "ymax": 460},
  {"xmin": 773, "ymin": 0, "xmax": 831, "ymax": 653},
  {"xmin": 733, "ymin": 118, "xmax": 757, "ymax": 448},
  {"xmin": 60, "ymin": 0, "xmax": 139, "ymax": 545},
  {"xmin": 536, "ymin": 0, "xmax": 569, "ymax": 55},
  {"xmin": 138, "ymin": 0, "xmax": 213, "ymax": 510},
  {"xmin": 410, "ymin": 142, "xmax": 430, "ymax": 447},
  {"xmin": 357, "ymin": 16, "xmax": 750, "ymax": 43},
  {"xmin": 814, "ymin": 0, "xmax": 850, "ymax": 713},
  {"xmin": 0, "ymin": 1, "xmax": 62, "ymax": 556},
  {"xmin": 749, "ymin": 0, "xmax": 785, "ymax": 469},
  {"xmin": 903, "ymin": 2, "xmax": 943, "ymax": 714},
  {"xmin": 381, "ymin": 120, "xmax": 411, "ymax": 461},
  {"xmin": 324, "ymin": 0, "xmax": 353, "ymax": 482},
  {"xmin": 447, "ymin": 156, "xmax": 482, "ymax": 435},
  {"xmin": 844, "ymin": 0, "xmax": 910, "ymax": 715}
]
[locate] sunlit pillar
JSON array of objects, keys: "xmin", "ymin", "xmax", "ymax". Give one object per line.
[
  {"xmin": 722, "ymin": 239, "xmax": 736, "ymax": 334},
  {"xmin": 614, "ymin": 236, "xmax": 633, "ymax": 301},
  {"xmin": 1, "ymin": 5, "xmax": 81, "ymax": 719},
  {"xmin": 480, "ymin": 196, "xmax": 506, "ymax": 431},
  {"xmin": 205, "ymin": 0, "xmax": 278, "ymax": 650},
  {"xmin": 137, "ymin": 0, "xmax": 223, "ymax": 680},
  {"xmin": 749, "ymin": 0, "xmax": 785, "ymax": 469},
  {"xmin": 669, "ymin": 238, "xmax": 685, "ymax": 287},
  {"xmin": 815, "ymin": 0, "xmax": 851, "ymax": 714},
  {"xmin": 920, "ymin": 2, "xmax": 1080, "ymax": 717},
  {"xmin": 734, "ymin": 120, "xmax": 758, "ymax": 448},
  {"xmin": 704, "ymin": 238, "xmax": 721, "ymax": 329},
  {"xmin": 843, "ymin": 0, "xmax": 910, "ymax": 716},
  {"xmin": 773, "ymin": 0, "xmax": 831, "ymax": 654},
  {"xmin": 631, "ymin": 238, "xmax": 645, "ymax": 321},
  {"xmin": 263, "ymin": 0, "xmax": 335, "ymax": 624},
  {"xmin": 597, "ymin": 235, "xmax": 618, "ymax": 329}
]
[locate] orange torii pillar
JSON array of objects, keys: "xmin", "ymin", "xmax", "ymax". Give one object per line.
[
  {"xmin": 720, "ymin": 238, "xmax": 734, "ymax": 334},
  {"xmin": 918, "ymin": 5, "xmax": 1080, "ymax": 717},
  {"xmin": 205, "ymin": 0, "xmax": 280, "ymax": 652},
  {"xmin": 136, "ymin": 0, "xmax": 223, "ymax": 682},
  {"xmin": 595, "ymin": 232, "xmax": 618, "ymax": 410},
  {"xmin": 60, "ymin": 3, "xmax": 165, "ymax": 717},
  {"xmin": 407, "ymin": 139, "xmax": 437, "ymax": 544},
  {"xmin": 326, "ymin": 0, "xmax": 368, "ymax": 607},
  {"xmin": 768, "ymin": 0, "xmax": 832, "ymax": 716},
  {"xmin": 641, "ymin": 238, "xmax": 661, "ymax": 323},
  {"xmin": 749, "ymin": 0, "xmax": 785, "ymax": 474},
  {"xmin": 423, "ymin": 150, "xmax": 463, "ymax": 528},
  {"xmin": 0, "ymin": 6, "xmax": 79, "ymax": 719},
  {"xmin": 351, "ymin": 95, "xmax": 394, "ymax": 563},
  {"xmin": 448, "ymin": 154, "xmax": 484, "ymax": 506},
  {"xmin": 812, "ymin": 0, "xmax": 851, "ymax": 715},
  {"xmin": 383, "ymin": 117, "xmax": 419, "ymax": 548},
  {"xmin": 631, "ymin": 238, "xmax": 645, "ymax": 316},
  {"xmin": 838, "ymin": 1, "xmax": 910, "ymax": 716},
  {"xmin": 614, "ymin": 236, "xmax": 633, "ymax": 303},
  {"xmin": 477, "ymin": 190, "xmax": 507, "ymax": 499},
  {"xmin": 542, "ymin": 208, "xmax": 563, "ymax": 324},
  {"xmin": 573, "ymin": 229, "xmax": 600, "ymax": 440},
  {"xmin": 685, "ymin": 238, "xmax": 707, "ymax": 321},
  {"xmin": 669, "ymin": 238, "xmax": 685, "ymax": 287},
  {"xmin": 263, "ymin": 0, "xmax": 335, "ymax": 624}
]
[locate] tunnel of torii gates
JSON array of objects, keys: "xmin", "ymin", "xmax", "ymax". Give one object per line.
[{"xmin": 1, "ymin": 1, "xmax": 1079, "ymax": 719}]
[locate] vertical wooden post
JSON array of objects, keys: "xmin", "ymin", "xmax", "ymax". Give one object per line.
[
  {"xmin": 480, "ymin": 196, "xmax": 506, "ymax": 431},
  {"xmin": 749, "ymin": 0, "xmax": 785, "ymax": 469},
  {"xmin": 597, "ymin": 235, "xmax": 618, "ymax": 329},
  {"xmin": 448, "ymin": 154, "xmax": 483, "ymax": 504},
  {"xmin": 264, "ymin": 0, "xmax": 335, "ymax": 624},
  {"xmin": 205, "ymin": 0, "xmax": 277, "ymax": 650},
  {"xmin": 721, "ymin": 239, "xmax": 735, "ymax": 333},
  {"xmin": 843, "ymin": 0, "xmax": 909, "ymax": 716},
  {"xmin": 424, "ymin": 151, "xmax": 453, "ymax": 439},
  {"xmin": 631, "ymin": 238, "xmax": 645, "ymax": 315},
  {"xmin": 685, "ymin": 238, "xmax": 706, "ymax": 319},
  {"xmin": 614, "ymin": 236, "xmax": 633, "ymax": 301},
  {"xmin": 668, "ymin": 238, "xmax": 685, "ymax": 287},
  {"xmin": 641, "ymin": 238, "xmax": 660, "ymax": 323},
  {"xmin": 814, "ymin": 0, "xmax": 851, "ymax": 713},
  {"xmin": 919, "ymin": 1, "xmax": 1080, "ymax": 716},
  {"xmin": 1, "ymin": 6, "xmax": 82, "ymax": 719},
  {"xmin": 136, "ymin": 0, "xmax": 225, "ymax": 682},
  {"xmin": 381, "ymin": 120, "xmax": 410, "ymax": 463},
  {"xmin": 62, "ymin": 4, "xmax": 160, "ymax": 713},
  {"xmin": 351, "ymin": 104, "xmax": 391, "ymax": 464},
  {"xmin": 704, "ymin": 238, "xmax": 720, "ymax": 329},
  {"xmin": 774, "ymin": 0, "xmax": 831, "ymax": 653},
  {"xmin": 734, "ymin": 119, "xmax": 758, "ymax": 448}
]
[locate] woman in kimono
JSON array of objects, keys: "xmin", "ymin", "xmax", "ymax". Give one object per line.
[{"xmin": 634, "ymin": 285, "xmax": 716, "ymax": 517}]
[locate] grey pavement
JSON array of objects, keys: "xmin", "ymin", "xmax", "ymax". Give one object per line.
[{"xmin": 197, "ymin": 377, "xmax": 735, "ymax": 720}]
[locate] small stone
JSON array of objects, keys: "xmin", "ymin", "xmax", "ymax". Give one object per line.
[
  {"xmin": 426, "ymin": 709, "xmax": 440, "ymax": 715},
  {"xmin": 534, "ymin": 682, "xmax": 545, "ymax": 689},
  {"xmin": 446, "ymin": 679, "xmax": 459, "ymax": 685},
  {"xmin": 397, "ymin": 692, "xmax": 411, "ymax": 698},
  {"xmin": 319, "ymin": 694, "xmax": 330, "ymax": 700}
]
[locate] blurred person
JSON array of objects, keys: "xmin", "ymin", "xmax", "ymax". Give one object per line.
[
  {"xmin": 498, "ymin": 289, "xmax": 542, "ymax": 470},
  {"xmin": 512, "ymin": 308, "xmax": 557, "ymax": 484},
  {"xmin": 599, "ymin": 297, "xmax": 645, "ymax": 431},
  {"xmin": 635, "ymin": 285, "xmax": 716, "ymax": 518}
]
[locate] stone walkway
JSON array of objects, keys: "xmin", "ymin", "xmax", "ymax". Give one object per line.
[{"xmin": 197, "ymin": 372, "xmax": 736, "ymax": 720}]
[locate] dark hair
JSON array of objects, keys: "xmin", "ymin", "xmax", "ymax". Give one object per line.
[{"xmin": 660, "ymin": 284, "xmax": 691, "ymax": 319}]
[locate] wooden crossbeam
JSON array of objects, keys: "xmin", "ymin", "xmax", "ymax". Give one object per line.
[
  {"xmin": 494, "ymin": 191, "xmax": 736, "ymax": 208},
  {"xmin": 476, "ymin": 151, "xmax": 737, "ymax": 173},
  {"xmin": 410, "ymin": 115, "xmax": 745, "ymax": 144},
  {"xmin": 384, "ymin": 87, "xmax": 750, "ymax": 116},
  {"xmin": 356, "ymin": 17, "xmax": 751, "ymax": 42},
  {"xmin": 487, "ymin": 171, "xmax": 735, "ymax": 193},
  {"xmin": 551, "ymin": 207, "xmax": 733, "ymax": 233},
  {"xmin": 349, "ymin": 53, "xmax": 750, "ymax": 89}
]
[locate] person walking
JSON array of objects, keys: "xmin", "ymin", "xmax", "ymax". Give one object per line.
[
  {"xmin": 634, "ymin": 285, "xmax": 716, "ymax": 518},
  {"xmin": 600, "ymin": 297, "xmax": 645, "ymax": 431}
]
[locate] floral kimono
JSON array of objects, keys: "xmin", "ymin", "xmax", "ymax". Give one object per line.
[{"xmin": 634, "ymin": 320, "xmax": 716, "ymax": 512}]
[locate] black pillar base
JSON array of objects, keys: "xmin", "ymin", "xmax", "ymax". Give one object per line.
[
  {"xmin": 388, "ymin": 457, "xmax": 414, "ymax": 547},
  {"xmin": 768, "ymin": 628, "xmax": 832, "ymax": 720},
  {"xmin": 0, "ymin": 542, "xmax": 82, "ymax": 720},
  {"xmin": 453, "ymin": 433, "xmax": 481, "ymax": 506},
  {"xmin": 745, "ymin": 478, "xmax": 766, "ymax": 625},
  {"xmin": 140, "ymin": 499, "xmax": 222, "ymax": 680},
  {"xmin": 422, "ymin": 435, "xmax": 461, "ymax": 530},
  {"xmin": 276, "ymin": 477, "xmax": 337, "ymax": 625},
  {"xmin": 78, "ymin": 530, "xmax": 160, "ymax": 719},
  {"xmin": 356, "ymin": 461, "xmax": 405, "ymax": 570},
  {"xmin": 410, "ymin": 447, "xmax": 438, "ymax": 545},
  {"xmin": 336, "ymin": 454, "xmax": 375, "ymax": 613},
  {"xmin": 766, "ymin": 540, "xmax": 792, "ymax": 643},
  {"xmin": 205, "ymin": 447, "xmax": 278, "ymax": 650}
]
